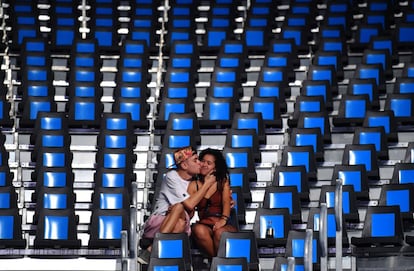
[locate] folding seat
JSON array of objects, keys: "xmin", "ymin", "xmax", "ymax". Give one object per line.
[
  {"xmin": 394, "ymin": 77, "xmax": 414, "ymax": 95},
  {"xmin": 33, "ymin": 147, "xmax": 74, "ymax": 174},
  {"xmin": 33, "ymin": 208, "xmax": 81, "ymax": 249},
  {"xmin": 263, "ymin": 185, "xmax": 302, "ymax": 224},
  {"xmin": 150, "ymin": 232, "xmax": 192, "ymax": 271},
  {"xmin": 8, "ymin": 9, "xmax": 42, "ymax": 52},
  {"xmin": 0, "ymin": 208, "xmax": 27, "ymax": 249},
  {"xmin": 363, "ymin": 110, "xmax": 398, "ymax": 142},
  {"xmin": 395, "ymin": 22, "xmax": 414, "ymax": 51},
  {"xmin": 319, "ymin": 184, "xmax": 360, "ymax": 223},
  {"xmin": 362, "ymin": 48, "xmax": 393, "ymax": 80},
  {"xmin": 32, "ymin": 186, "xmax": 76, "ymax": 224},
  {"xmin": 321, "ymin": 11, "xmax": 352, "ymax": 34},
  {"xmin": 218, "ymin": 40, "xmax": 250, "ymax": 70},
  {"xmin": 342, "ymin": 143, "xmax": 379, "ymax": 179},
  {"xmin": 148, "ymin": 258, "xmax": 186, "ymax": 271},
  {"xmin": 66, "ymin": 96, "xmax": 103, "ymax": 128},
  {"xmin": 88, "ymin": 5, "xmax": 120, "ymax": 53},
  {"xmin": 285, "ymin": 230, "xmax": 320, "ymax": 270},
  {"xmin": 230, "ymin": 112, "xmax": 266, "ymax": 144},
  {"xmin": 32, "ymin": 167, "xmax": 75, "ymax": 194},
  {"xmin": 112, "ymin": 97, "xmax": 149, "ymax": 129},
  {"xmin": 209, "ymin": 256, "xmax": 249, "ymax": 271},
  {"xmin": 346, "ymin": 78, "xmax": 380, "ymax": 109},
  {"xmin": 165, "ymin": 14, "xmax": 197, "ymax": 49},
  {"xmin": 157, "ymin": 95, "xmax": 194, "ymax": 123},
  {"xmin": 280, "ymin": 145, "xmax": 317, "ymax": 181},
  {"xmin": 200, "ymin": 96, "xmax": 241, "ymax": 129},
  {"xmin": 307, "ymin": 207, "xmax": 349, "ymax": 250},
  {"xmin": 353, "ymin": 126, "xmax": 388, "ymax": 160},
  {"xmin": 361, "ymin": 10, "xmax": 392, "ymax": 32},
  {"xmin": 263, "ymin": 52, "xmax": 295, "ymax": 82},
  {"xmin": 20, "ymin": 37, "xmax": 51, "ymax": 68},
  {"xmin": 378, "ymin": 183, "xmax": 414, "ymax": 222},
  {"xmin": 94, "ymin": 167, "xmax": 136, "ymax": 195},
  {"xmin": 127, "ymin": 1, "xmax": 160, "ymax": 52},
  {"xmin": 253, "ymin": 81, "xmax": 287, "ymax": 113},
  {"xmin": 268, "ymin": 38, "xmax": 300, "ymax": 69},
  {"xmin": 332, "ymin": 94, "xmax": 372, "ymax": 127},
  {"xmin": 0, "ymin": 186, "xmax": 18, "ymax": 209},
  {"xmin": 242, "ymin": 24, "xmax": 274, "ymax": 54},
  {"xmin": 289, "ymin": 95, "xmax": 326, "ymax": 128},
  {"xmin": 248, "ymin": 96, "xmax": 283, "ymax": 129},
  {"xmin": 223, "ymin": 146, "xmax": 257, "ymax": 179},
  {"xmin": 316, "ymin": 37, "xmax": 348, "ymax": 65},
  {"xmin": 252, "ymin": 207, "xmax": 292, "ymax": 250},
  {"xmin": 369, "ymin": 35, "xmax": 399, "ymax": 65},
  {"xmin": 225, "ymin": 128, "xmax": 260, "ymax": 162},
  {"xmin": 49, "ymin": 5, "xmax": 81, "ymax": 53},
  {"xmin": 228, "ymin": 167, "xmax": 253, "ymax": 202},
  {"xmin": 332, "ymin": 164, "xmax": 369, "ymax": 200},
  {"xmin": 272, "ymin": 165, "xmax": 309, "ymax": 201},
  {"xmin": 391, "ymin": 162, "xmax": 414, "ymax": 183},
  {"xmin": 91, "ymin": 186, "xmax": 131, "ymax": 211},
  {"xmin": 317, "ymin": 25, "xmax": 346, "ymax": 43},
  {"xmin": 300, "ymin": 79, "xmax": 333, "ymax": 111},
  {"xmin": 277, "ymin": 26, "xmax": 310, "ymax": 54},
  {"xmin": 384, "ymin": 93, "xmax": 414, "ymax": 125},
  {"xmin": 306, "ymin": 64, "xmax": 338, "ymax": 96},
  {"xmin": 312, "ymin": 50, "xmax": 344, "ymax": 81},
  {"xmin": 288, "ymin": 127, "xmax": 324, "ymax": 161},
  {"xmin": 95, "ymin": 148, "xmax": 136, "ymax": 173},
  {"xmin": 201, "ymin": 26, "xmax": 235, "ymax": 55},
  {"xmin": 119, "ymin": 39, "xmax": 150, "ymax": 68},
  {"xmin": 88, "ymin": 208, "xmax": 130, "ymax": 249},
  {"xmin": 217, "ymin": 231, "xmax": 260, "ymax": 271},
  {"xmin": 351, "ymin": 206, "xmax": 404, "ymax": 257},
  {"xmin": 19, "ymin": 97, "xmax": 58, "ymax": 128},
  {"xmin": 161, "ymin": 129, "xmax": 200, "ymax": 150},
  {"xmin": 349, "ymin": 24, "xmax": 382, "ymax": 53},
  {"xmin": 162, "ymin": 112, "xmax": 200, "ymax": 143}
]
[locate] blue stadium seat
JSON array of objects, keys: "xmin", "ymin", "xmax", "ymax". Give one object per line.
[
  {"xmin": 363, "ymin": 110, "xmax": 398, "ymax": 142},
  {"xmin": 263, "ymin": 185, "xmax": 302, "ymax": 224},
  {"xmin": 288, "ymin": 127, "xmax": 324, "ymax": 161},
  {"xmin": 34, "ymin": 208, "xmax": 81, "ymax": 249},
  {"xmin": 289, "ymin": 95, "xmax": 326, "ymax": 128},
  {"xmin": 349, "ymin": 24, "xmax": 382, "ymax": 53},
  {"xmin": 0, "ymin": 208, "xmax": 27, "ymax": 249},
  {"xmin": 316, "ymin": 37, "xmax": 348, "ymax": 65},
  {"xmin": 230, "ymin": 185, "xmax": 247, "ymax": 225},
  {"xmin": 395, "ymin": 22, "xmax": 414, "ymax": 50},
  {"xmin": 253, "ymin": 207, "xmax": 292, "ymax": 250},
  {"xmin": 228, "ymin": 167, "xmax": 253, "ymax": 202},
  {"xmin": 253, "ymin": 81, "xmax": 287, "ymax": 113},
  {"xmin": 384, "ymin": 93, "xmax": 414, "ymax": 125},
  {"xmin": 300, "ymin": 79, "xmax": 333, "ymax": 111},
  {"xmin": 393, "ymin": 77, "xmax": 414, "ymax": 95},
  {"xmin": 148, "ymin": 258, "xmax": 186, "ymax": 271},
  {"xmin": 346, "ymin": 78, "xmax": 380, "ymax": 109},
  {"xmin": 351, "ymin": 206, "xmax": 404, "ymax": 257},
  {"xmin": 150, "ymin": 232, "xmax": 192, "ymax": 271},
  {"xmin": 307, "ymin": 207, "xmax": 349, "ymax": 249},
  {"xmin": 319, "ymin": 185, "xmax": 360, "ymax": 223},
  {"xmin": 342, "ymin": 143, "xmax": 379, "ymax": 179},
  {"xmin": 217, "ymin": 231, "xmax": 260, "ymax": 271},
  {"xmin": 248, "ymin": 96, "xmax": 283, "ymax": 129},
  {"xmin": 378, "ymin": 183, "xmax": 414, "ymax": 222},
  {"xmin": 312, "ymin": 50, "xmax": 344, "ymax": 80},
  {"xmin": 230, "ymin": 112, "xmax": 266, "ymax": 143},
  {"xmin": 67, "ymin": 96, "xmax": 103, "ymax": 128},
  {"xmin": 223, "ymin": 146, "xmax": 257, "ymax": 179},
  {"xmin": 272, "ymin": 256, "xmax": 303, "ymax": 271},
  {"xmin": 362, "ymin": 48, "xmax": 393, "ymax": 80},
  {"xmin": 332, "ymin": 164, "xmax": 369, "ymax": 200},
  {"xmin": 0, "ymin": 186, "xmax": 18, "ymax": 209},
  {"xmin": 353, "ymin": 126, "xmax": 388, "ymax": 160},
  {"xmin": 113, "ymin": 97, "xmax": 149, "ymax": 129},
  {"xmin": 272, "ymin": 165, "xmax": 309, "ymax": 201},
  {"xmin": 369, "ymin": 35, "xmax": 399, "ymax": 65},
  {"xmin": 210, "ymin": 257, "xmax": 249, "ymax": 271},
  {"xmin": 285, "ymin": 230, "xmax": 320, "ymax": 270},
  {"xmin": 201, "ymin": 96, "xmax": 241, "ymax": 129},
  {"xmin": 391, "ymin": 162, "xmax": 414, "ymax": 184},
  {"xmin": 333, "ymin": 94, "xmax": 372, "ymax": 127},
  {"xmin": 91, "ymin": 187, "xmax": 131, "ymax": 211},
  {"xmin": 268, "ymin": 38, "xmax": 300, "ymax": 68},
  {"xmin": 280, "ymin": 145, "xmax": 317, "ymax": 181},
  {"xmin": 0, "ymin": 166, "xmax": 15, "ymax": 188},
  {"xmin": 354, "ymin": 63, "xmax": 386, "ymax": 94},
  {"xmin": 225, "ymin": 128, "xmax": 260, "ymax": 162},
  {"xmin": 32, "ymin": 167, "xmax": 75, "ymax": 191},
  {"xmin": 88, "ymin": 208, "xmax": 130, "ymax": 249},
  {"xmin": 306, "ymin": 64, "xmax": 338, "ymax": 95}
]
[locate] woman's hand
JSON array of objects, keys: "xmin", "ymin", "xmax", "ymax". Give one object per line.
[{"xmin": 213, "ymin": 218, "xmax": 227, "ymax": 231}]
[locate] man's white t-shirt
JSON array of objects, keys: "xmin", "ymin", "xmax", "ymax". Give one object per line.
[{"xmin": 152, "ymin": 170, "xmax": 191, "ymax": 215}]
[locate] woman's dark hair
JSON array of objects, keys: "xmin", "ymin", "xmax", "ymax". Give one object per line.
[{"xmin": 199, "ymin": 148, "xmax": 229, "ymax": 191}]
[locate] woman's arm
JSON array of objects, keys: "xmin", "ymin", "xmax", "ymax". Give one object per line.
[{"xmin": 221, "ymin": 179, "xmax": 232, "ymax": 219}]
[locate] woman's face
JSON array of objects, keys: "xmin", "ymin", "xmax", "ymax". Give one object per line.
[{"xmin": 200, "ymin": 154, "xmax": 216, "ymax": 176}]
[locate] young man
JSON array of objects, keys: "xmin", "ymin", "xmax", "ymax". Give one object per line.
[{"xmin": 137, "ymin": 146, "xmax": 216, "ymax": 264}]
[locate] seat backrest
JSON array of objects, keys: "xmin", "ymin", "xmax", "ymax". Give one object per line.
[
  {"xmin": 263, "ymin": 185, "xmax": 302, "ymax": 223},
  {"xmin": 342, "ymin": 143, "xmax": 379, "ymax": 179},
  {"xmin": 378, "ymin": 183, "xmax": 414, "ymax": 221},
  {"xmin": 210, "ymin": 256, "xmax": 249, "ymax": 271},
  {"xmin": 272, "ymin": 165, "xmax": 310, "ymax": 202}
]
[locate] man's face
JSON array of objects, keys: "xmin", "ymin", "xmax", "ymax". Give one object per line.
[{"xmin": 182, "ymin": 154, "xmax": 201, "ymax": 176}]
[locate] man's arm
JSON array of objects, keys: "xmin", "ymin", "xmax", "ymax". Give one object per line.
[{"xmin": 182, "ymin": 172, "xmax": 216, "ymax": 212}]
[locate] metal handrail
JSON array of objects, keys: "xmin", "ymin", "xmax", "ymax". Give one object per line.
[
  {"xmin": 319, "ymin": 203, "xmax": 328, "ymax": 271},
  {"xmin": 304, "ymin": 229, "xmax": 313, "ymax": 271},
  {"xmin": 287, "ymin": 257, "xmax": 295, "ymax": 271},
  {"xmin": 335, "ymin": 178, "xmax": 343, "ymax": 271}
]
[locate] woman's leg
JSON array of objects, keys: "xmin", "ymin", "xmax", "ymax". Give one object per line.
[
  {"xmin": 213, "ymin": 225, "xmax": 237, "ymax": 255},
  {"xmin": 192, "ymin": 223, "xmax": 215, "ymax": 257}
]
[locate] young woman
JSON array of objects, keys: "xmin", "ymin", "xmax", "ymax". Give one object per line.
[{"xmin": 187, "ymin": 148, "xmax": 238, "ymax": 258}]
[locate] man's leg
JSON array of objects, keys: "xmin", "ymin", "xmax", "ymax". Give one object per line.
[{"xmin": 159, "ymin": 203, "xmax": 186, "ymax": 233}]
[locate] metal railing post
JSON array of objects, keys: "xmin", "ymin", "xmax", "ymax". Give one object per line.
[
  {"xmin": 319, "ymin": 203, "xmax": 328, "ymax": 271},
  {"xmin": 335, "ymin": 178, "xmax": 343, "ymax": 271}
]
